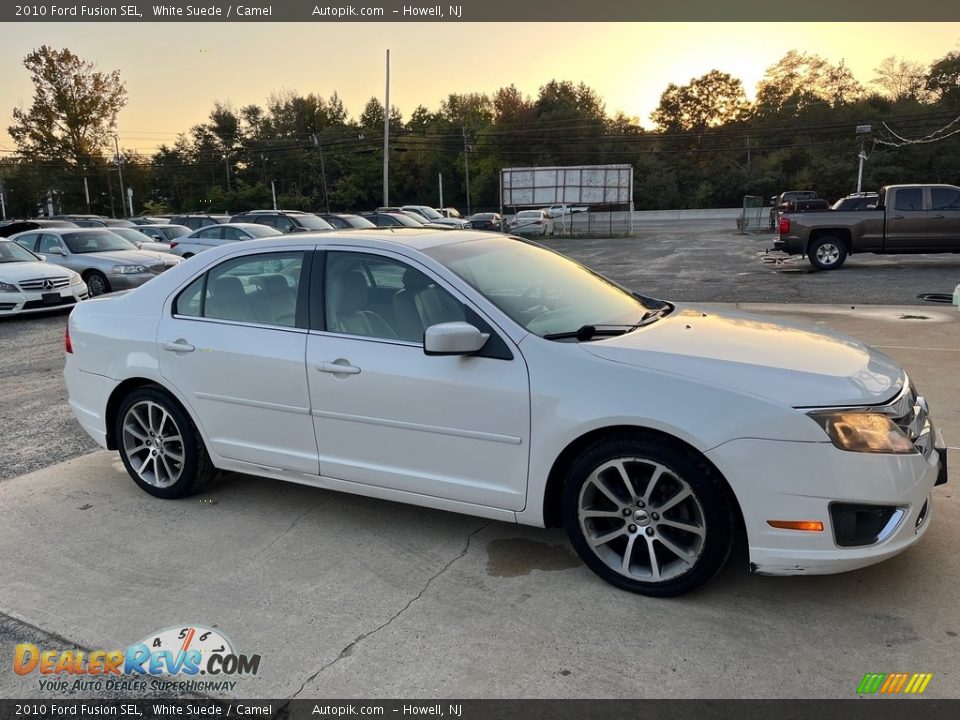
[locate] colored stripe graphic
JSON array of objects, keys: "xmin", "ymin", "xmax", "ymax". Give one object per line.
[{"xmin": 858, "ymin": 672, "xmax": 932, "ymax": 694}]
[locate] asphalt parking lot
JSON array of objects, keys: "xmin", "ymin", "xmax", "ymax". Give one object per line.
[{"xmin": 1, "ymin": 219, "xmax": 958, "ymax": 699}]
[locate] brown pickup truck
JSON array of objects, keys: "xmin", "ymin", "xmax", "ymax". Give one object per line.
[{"xmin": 773, "ymin": 183, "xmax": 960, "ymax": 270}]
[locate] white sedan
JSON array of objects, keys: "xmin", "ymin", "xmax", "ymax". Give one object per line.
[
  {"xmin": 168, "ymin": 223, "xmax": 283, "ymax": 258},
  {"xmin": 0, "ymin": 239, "xmax": 88, "ymax": 315},
  {"xmin": 63, "ymin": 230, "xmax": 946, "ymax": 596},
  {"xmin": 508, "ymin": 210, "xmax": 555, "ymax": 236}
]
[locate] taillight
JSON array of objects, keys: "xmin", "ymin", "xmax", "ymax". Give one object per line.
[
  {"xmin": 65, "ymin": 323, "xmax": 73, "ymax": 354},
  {"xmin": 533, "ymin": 220, "xmax": 542, "ymax": 225},
  {"xmin": 169, "ymin": 241, "xmax": 178, "ymax": 249},
  {"xmin": 778, "ymin": 217, "xmax": 790, "ymax": 234}
]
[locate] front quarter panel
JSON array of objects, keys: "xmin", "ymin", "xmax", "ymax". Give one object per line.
[{"xmin": 517, "ymin": 335, "xmax": 827, "ymax": 527}]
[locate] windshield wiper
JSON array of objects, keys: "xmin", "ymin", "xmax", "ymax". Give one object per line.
[{"xmin": 543, "ymin": 325, "xmax": 639, "ymax": 341}]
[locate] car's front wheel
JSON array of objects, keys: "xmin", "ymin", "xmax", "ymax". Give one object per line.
[
  {"xmin": 116, "ymin": 387, "xmax": 216, "ymax": 498},
  {"xmin": 83, "ymin": 270, "xmax": 110, "ymax": 296},
  {"xmin": 562, "ymin": 434, "xmax": 734, "ymax": 597}
]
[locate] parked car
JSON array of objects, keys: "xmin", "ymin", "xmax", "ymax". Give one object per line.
[
  {"xmin": 318, "ymin": 213, "xmax": 377, "ymax": 230},
  {"xmin": 545, "ymin": 203, "xmax": 588, "ymax": 218},
  {"xmin": 106, "ymin": 227, "xmax": 174, "ymax": 253},
  {"xmin": 774, "ymin": 183, "xmax": 960, "ymax": 270},
  {"xmin": 229, "ymin": 210, "xmax": 333, "ymax": 233},
  {"xmin": 401, "ymin": 205, "xmax": 469, "ymax": 228},
  {"xmin": 52, "ymin": 215, "xmax": 137, "ymax": 228},
  {"xmin": 168, "ymin": 214, "xmax": 232, "ymax": 231},
  {"xmin": 467, "ymin": 212, "xmax": 503, "ymax": 231},
  {"xmin": 10, "ymin": 228, "xmax": 181, "ymax": 296},
  {"xmin": 63, "ymin": 231, "xmax": 946, "ymax": 597},
  {"xmin": 0, "ymin": 239, "xmax": 88, "ymax": 315},
  {"xmin": 439, "ymin": 207, "xmax": 462, "ymax": 219},
  {"xmin": 0, "ymin": 220, "xmax": 79, "ymax": 238},
  {"xmin": 168, "ymin": 223, "xmax": 283, "ymax": 258},
  {"xmin": 508, "ymin": 209, "xmax": 555, "ymax": 236},
  {"xmin": 128, "ymin": 217, "xmax": 170, "ymax": 226},
  {"xmin": 135, "ymin": 224, "xmax": 192, "ymax": 244},
  {"xmin": 831, "ymin": 192, "xmax": 880, "ymax": 211},
  {"xmin": 360, "ymin": 211, "xmax": 437, "ymax": 229}
]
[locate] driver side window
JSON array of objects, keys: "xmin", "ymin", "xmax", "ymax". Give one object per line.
[{"xmin": 324, "ymin": 252, "xmax": 464, "ymax": 343}]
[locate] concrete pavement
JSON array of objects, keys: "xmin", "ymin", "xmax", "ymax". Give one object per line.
[{"xmin": 0, "ymin": 303, "xmax": 957, "ymax": 699}]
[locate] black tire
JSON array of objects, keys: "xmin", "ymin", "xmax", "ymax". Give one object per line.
[
  {"xmin": 562, "ymin": 433, "xmax": 734, "ymax": 597},
  {"xmin": 182, "ymin": 253, "xmax": 194, "ymax": 259},
  {"xmin": 115, "ymin": 386, "xmax": 216, "ymax": 499},
  {"xmin": 807, "ymin": 236, "xmax": 848, "ymax": 270},
  {"xmin": 83, "ymin": 270, "xmax": 110, "ymax": 296}
]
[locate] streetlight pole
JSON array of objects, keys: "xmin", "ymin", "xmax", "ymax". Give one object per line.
[
  {"xmin": 462, "ymin": 128, "xmax": 471, "ymax": 216},
  {"xmin": 114, "ymin": 135, "xmax": 127, "ymax": 218}
]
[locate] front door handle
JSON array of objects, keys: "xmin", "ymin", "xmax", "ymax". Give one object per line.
[
  {"xmin": 931, "ymin": 215, "xmax": 945, "ymax": 220},
  {"xmin": 317, "ymin": 361, "xmax": 361, "ymax": 375},
  {"xmin": 890, "ymin": 215, "xmax": 905, "ymax": 220},
  {"xmin": 161, "ymin": 340, "xmax": 196, "ymax": 353}
]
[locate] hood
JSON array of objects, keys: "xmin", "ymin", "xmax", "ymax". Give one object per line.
[
  {"xmin": 0, "ymin": 261, "xmax": 75, "ymax": 283},
  {"xmin": 84, "ymin": 250, "xmax": 179, "ymax": 265},
  {"xmin": 580, "ymin": 307, "xmax": 903, "ymax": 407}
]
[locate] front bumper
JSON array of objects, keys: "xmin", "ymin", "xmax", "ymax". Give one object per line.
[
  {"xmin": 706, "ymin": 436, "xmax": 944, "ymax": 575},
  {"xmin": 0, "ymin": 285, "xmax": 88, "ymax": 314}
]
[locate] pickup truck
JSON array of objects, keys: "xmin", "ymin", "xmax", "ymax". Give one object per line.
[
  {"xmin": 768, "ymin": 191, "xmax": 830, "ymax": 228},
  {"xmin": 773, "ymin": 183, "xmax": 960, "ymax": 270}
]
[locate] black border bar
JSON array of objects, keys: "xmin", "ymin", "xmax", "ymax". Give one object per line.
[
  {"xmin": 3, "ymin": 1, "xmax": 960, "ymax": 22},
  {"xmin": 0, "ymin": 700, "xmax": 959, "ymax": 720}
]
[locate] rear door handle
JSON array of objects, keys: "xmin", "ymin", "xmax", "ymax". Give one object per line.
[
  {"xmin": 161, "ymin": 340, "xmax": 196, "ymax": 353},
  {"xmin": 931, "ymin": 215, "xmax": 945, "ymax": 219},
  {"xmin": 890, "ymin": 215, "xmax": 905, "ymax": 220},
  {"xmin": 317, "ymin": 361, "xmax": 361, "ymax": 375}
]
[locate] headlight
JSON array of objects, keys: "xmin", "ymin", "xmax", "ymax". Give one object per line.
[
  {"xmin": 69, "ymin": 273, "xmax": 84, "ymax": 285},
  {"xmin": 807, "ymin": 411, "xmax": 916, "ymax": 454},
  {"xmin": 0, "ymin": 281, "xmax": 19, "ymax": 293},
  {"xmin": 111, "ymin": 264, "xmax": 149, "ymax": 274}
]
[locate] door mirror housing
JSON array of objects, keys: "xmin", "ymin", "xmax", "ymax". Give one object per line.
[
  {"xmin": 46, "ymin": 246, "xmax": 65, "ymax": 255},
  {"xmin": 424, "ymin": 322, "xmax": 489, "ymax": 356},
  {"xmin": 37, "ymin": 254, "xmax": 47, "ymax": 262}
]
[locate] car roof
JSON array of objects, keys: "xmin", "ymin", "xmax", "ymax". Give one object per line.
[{"xmin": 219, "ymin": 228, "xmax": 500, "ymax": 253}]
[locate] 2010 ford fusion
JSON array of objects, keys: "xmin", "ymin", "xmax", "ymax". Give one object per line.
[{"xmin": 63, "ymin": 229, "xmax": 948, "ymax": 596}]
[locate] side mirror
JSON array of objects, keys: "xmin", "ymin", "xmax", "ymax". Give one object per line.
[
  {"xmin": 47, "ymin": 246, "xmax": 65, "ymax": 255},
  {"xmin": 424, "ymin": 322, "xmax": 489, "ymax": 356},
  {"xmin": 37, "ymin": 254, "xmax": 47, "ymax": 262}
]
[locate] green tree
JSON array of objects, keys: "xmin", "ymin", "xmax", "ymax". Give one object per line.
[
  {"xmin": 8, "ymin": 45, "xmax": 127, "ymax": 165},
  {"xmin": 651, "ymin": 70, "xmax": 750, "ymax": 132}
]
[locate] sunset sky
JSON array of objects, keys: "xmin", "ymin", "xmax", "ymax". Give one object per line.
[{"xmin": 1, "ymin": 22, "xmax": 958, "ymax": 156}]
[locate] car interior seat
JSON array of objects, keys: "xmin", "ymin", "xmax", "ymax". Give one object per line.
[{"xmin": 328, "ymin": 271, "xmax": 396, "ymax": 338}]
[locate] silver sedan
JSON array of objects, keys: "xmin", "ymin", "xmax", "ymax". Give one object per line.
[{"xmin": 10, "ymin": 228, "xmax": 181, "ymax": 296}]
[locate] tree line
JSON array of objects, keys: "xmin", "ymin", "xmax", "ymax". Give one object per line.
[{"xmin": 2, "ymin": 44, "xmax": 960, "ymax": 218}]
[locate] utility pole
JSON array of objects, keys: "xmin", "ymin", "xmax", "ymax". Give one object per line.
[
  {"xmin": 83, "ymin": 172, "xmax": 91, "ymax": 213},
  {"xmin": 225, "ymin": 155, "xmax": 231, "ymax": 192},
  {"xmin": 114, "ymin": 135, "xmax": 127, "ymax": 218},
  {"xmin": 271, "ymin": 180, "xmax": 278, "ymax": 210},
  {"xmin": 855, "ymin": 124, "xmax": 871, "ymax": 193},
  {"xmin": 462, "ymin": 128, "xmax": 471, "ymax": 216},
  {"xmin": 313, "ymin": 133, "xmax": 330, "ymax": 213},
  {"xmin": 0, "ymin": 176, "xmax": 6, "ymax": 221},
  {"xmin": 439, "ymin": 173, "xmax": 443, "ymax": 209},
  {"xmin": 383, "ymin": 49, "xmax": 390, "ymax": 207}
]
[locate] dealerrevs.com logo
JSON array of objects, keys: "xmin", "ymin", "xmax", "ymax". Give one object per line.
[{"xmin": 14, "ymin": 625, "xmax": 261, "ymax": 694}]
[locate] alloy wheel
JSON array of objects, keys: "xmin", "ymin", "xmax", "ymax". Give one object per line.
[{"xmin": 121, "ymin": 400, "xmax": 185, "ymax": 488}]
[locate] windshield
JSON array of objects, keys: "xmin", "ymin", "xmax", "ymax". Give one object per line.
[
  {"xmin": 401, "ymin": 212, "xmax": 429, "ymax": 225},
  {"xmin": 425, "ymin": 237, "xmax": 653, "ymax": 337},
  {"xmin": 0, "ymin": 241, "xmax": 39, "ymax": 263},
  {"xmin": 109, "ymin": 228, "xmax": 147, "ymax": 243},
  {"xmin": 416, "ymin": 207, "xmax": 442, "ymax": 220},
  {"xmin": 296, "ymin": 214, "xmax": 334, "ymax": 231},
  {"xmin": 389, "ymin": 213, "xmax": 422, "ymax": 227},
  {"xmin": 160, "ymin": 226, "xmax": 191, "ymax": 239},
  {"xmin": 247, "ymin": 225, "xmax": 285, "ymax": 237},
  {"xmin": 63, "ymin": 231, "xmax": 137, "ymax": 253},
  {"xmin": 345, "ymin": 215, "xmax": 376, "ymax": 228}
]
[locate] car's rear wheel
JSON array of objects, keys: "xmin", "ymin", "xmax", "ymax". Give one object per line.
[
  {"xmin": 116, "ymin": 387, "xmax": 215, "ymax": 498},
  {"xmin": 83, "ymin": 270, "xmax": 110, "ymax": 296},
  {"xmin": 562, "ymin": 434, "xmax": 734, "ymax": 597},
  {"xmin": 807, "ymin": 236, "xmax": 847, "ymax": 270}
]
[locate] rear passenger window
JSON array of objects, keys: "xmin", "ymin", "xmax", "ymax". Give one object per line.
[
  {"xmin": 931, "ymin": 188, "xmax": 960, "ymax": 211},
  {"xmin": 173, "ymin": 252, "xmax": 305, "ymax": 328},
  {"xmin": 894, "ymin": 189, "xmax": 923, "ymax": 211}
]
